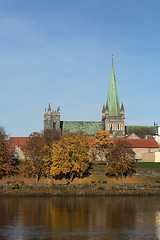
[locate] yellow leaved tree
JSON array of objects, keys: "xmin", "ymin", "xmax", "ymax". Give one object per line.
[
  {"xmin": 89, "ymin": 130, "xmax": 113, "ymax": 161},
  {"xmin": 49, "ymin": 133, "xmax": 90, "ymax": 183},
  {"xmin": 22, "ymin": 132, "xmax": 47, "ymax": 182}
]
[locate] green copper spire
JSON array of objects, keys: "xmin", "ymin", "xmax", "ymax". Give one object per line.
[{"xmin": 107, "ymin": 60, "xmax": 120, "ymax": 116}]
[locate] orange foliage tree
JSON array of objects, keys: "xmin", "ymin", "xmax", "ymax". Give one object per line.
[
  {"xmin": 23, "ymin": 132, "xmax": 47, "ymax": 181},
  {"xmin": 49, "ymin": 133, "xmax": 90, "ymax": 183},
  {"xmin": 0, "ymin": 128, "xmax": 16, "ymax": 179},
  {"xmin": 89, "ymin": 130, "xmax": 113, "ymax": 161},
  {"xmin": 42, "ymin": 128, "xmax": 62, "ymax": 176},
  {"xmin": 106, "ymin": 140, "xmax": 135, "ymax": 180}
]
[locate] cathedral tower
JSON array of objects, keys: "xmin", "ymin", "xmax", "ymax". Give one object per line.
[
  {"xmin": 44, "ymin": 103, "xmax": 61, "ymax": 130},
  {"xmin": 102, "ymin": 60, "xmax": 125, "ymax": 137}
]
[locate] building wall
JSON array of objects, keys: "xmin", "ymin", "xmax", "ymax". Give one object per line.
[
  {"xmin": 133, "ymin": 147, "xmax": 159, "ymax": 161},
  {"xmin": 154, "ymin": 135, "xmax": 160, "ymax": 144},
  {"xmin": 44, "ymin": 106, "xmax": 60, "ymax": 130},
  {"xmin": 13, "ymin": 146, "xmax": 25, "ymax": 161},
  {"xmin": 104, "ymin": 115, "xmax": 125, "ymax": 136},
  {"xmin": 142, "ymin": 152, "xmax": 160, "ymax": 162}
]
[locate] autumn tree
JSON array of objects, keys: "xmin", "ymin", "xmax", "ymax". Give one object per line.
[
  {"xmin": 0, "ymin": 127, "xmax": 16, "ymax": 178},
  {"xmin": 106, "ymin": 140, "xmax": 135, "ymax": 180},
  {"xmin": 42, "ymin": 128, "xmax": 62, "ymax": 176},
  {"xmin": 49, "ymin": 133, "xmax": 90, "ymax": 183},
  {"xmin": 89, "ymin": 130, "xmax": 113, "ymax": 161},
  {"xmin": 43, "ymin": 128, "xmax": 61, "ymax": 146},
  {"xmin": 22, "ymin": 132, "xmax": 47, "ymax": 181}
]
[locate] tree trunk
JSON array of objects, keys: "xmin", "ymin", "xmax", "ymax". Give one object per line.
[
  {"xmin": 36, "ymin": 173, "xmax": 42, "ymax": 182},
  {"xmin": 66, "ymin": 172, "xmax": 74, "ymax": 185},
  {"xmin": 121, "ymin": 172, "xmax": 124, "ymax": 181}
]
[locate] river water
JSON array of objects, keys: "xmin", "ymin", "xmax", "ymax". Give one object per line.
[{"xmin": 0, "ymin": 196, "xmax": 160, "ymax": 240}]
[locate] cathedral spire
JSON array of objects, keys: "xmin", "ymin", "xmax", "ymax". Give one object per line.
[
  {"xmin": 112, "ymin": 54, "xmax": 114, "ymax": 65},
  {"xmin": 107, "ymin": 59, "xmax": 120, "ymax": 116},
  {"xmin": 48, "ymin": 103, "xmax": 51, "ymax": 112}
]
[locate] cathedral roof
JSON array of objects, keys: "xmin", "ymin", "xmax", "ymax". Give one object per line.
[{"xmin": 61, "ymin": 121, "xmax": 103, "ymax": 135}]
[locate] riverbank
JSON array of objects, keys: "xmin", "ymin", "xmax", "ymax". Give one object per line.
[
  {"xmin": 1, "ymin": 174, "xmax": 160, "ymax": 196},
  {"xmin": 1, "ymin": 182, "xmax": 160, "ymax": 196}
]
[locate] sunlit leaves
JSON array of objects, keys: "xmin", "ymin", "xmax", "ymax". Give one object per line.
[
  {"xmin": 49, "ymin": 134, "xmax": 90, "ymax": 182},
  {"xmin": 89, "ymin": 130, "xmax": 113, "ymax": 161}
]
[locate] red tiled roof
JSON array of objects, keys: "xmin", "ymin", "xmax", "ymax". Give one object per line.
[
  {"xmin": 9, "ymin": 137, "xmax": 29, "ymax": 152},
  {"xmin": 8, "ymin": 137, "xmax": 159, "ymax": 153},
  {"xmin": 113, "ymin": 138, "xmax": 159, "ymax": 148}
]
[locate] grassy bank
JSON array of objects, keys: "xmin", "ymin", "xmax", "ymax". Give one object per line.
[
  {"xmin": 0, "ymin": 174, "xmax": 154, "ymax": 186},
  {"xmin": 135, "ymin": 162, "xmax": 160, "ymax": 170},
  {"xmin": 1, "ymin": 181, "xmax": 160, "ymax": 197},
  {"xmin": 1, "ymin": 162, "xmax": 160, "ymax": 196},
  {"xmin": 90, "ymin": 162, "xmax": 160, "ymax": 171},
  {"xmin": 0, "ymin": 174, "xmax": 160, "ymax": 196}
]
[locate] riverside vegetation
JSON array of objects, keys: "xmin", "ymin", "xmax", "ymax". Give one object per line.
[{"xmin": 0, "ymin": 127, "xmax": 160, "ymax": 196}]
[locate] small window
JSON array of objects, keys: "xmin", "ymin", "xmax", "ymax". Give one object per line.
[{"xmin": 53, "ymin": 122, "xmax": 56, "ymax": 129}]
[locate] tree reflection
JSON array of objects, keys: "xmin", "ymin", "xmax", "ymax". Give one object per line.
[{"xmin": 0, "ymin": 197, "xmax": 159, "ymax": 240}]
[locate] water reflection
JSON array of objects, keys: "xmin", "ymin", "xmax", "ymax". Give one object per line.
[{"xmin": 0, "ymin": 196, "xmax": 160, "ymax": 240}]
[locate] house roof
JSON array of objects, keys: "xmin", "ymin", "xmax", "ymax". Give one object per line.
[
  {"xmin": 9, "ymin": 137, "xmax": 29, "ymax": 152},
  {"xmin": 8, "ymin": 136, "xmax": 159, "ymax": 153},
  {"xmin": 113, "ymin": 138, "xmax": 159, "ymax": 148},
  {"xmin": 123, "ymin": 133, "xmax": 140, "ymax": 139}
]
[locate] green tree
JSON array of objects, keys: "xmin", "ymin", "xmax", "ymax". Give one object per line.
[
  {"xmin": 127, "ymin": 126, "xmax": 157, "ymax": 138},
  {"xmin": 49, "ymin": 134, "xmax": 90, "ymax": 183},
  {"xmin": 106, "ymin": 140, "xmax": 135, "ymax": 180}
]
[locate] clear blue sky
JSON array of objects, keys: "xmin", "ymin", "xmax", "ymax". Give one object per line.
[{"xmin": 0, "ymin": 0, "xmax": 160, "ymax": 136}]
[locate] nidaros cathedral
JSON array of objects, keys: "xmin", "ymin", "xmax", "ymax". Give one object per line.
[{"xmin": 44, "ymin": 61, "xmax": 157, "ymax": 138}]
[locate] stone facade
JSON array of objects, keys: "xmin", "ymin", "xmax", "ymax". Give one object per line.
[
  {"xmin": 102, "ymin": 104, "xmax": 125, "ymax": 137},
  {"xmin": 44, "ymin": 104, "xmax": 60, "ymax": 130}
]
